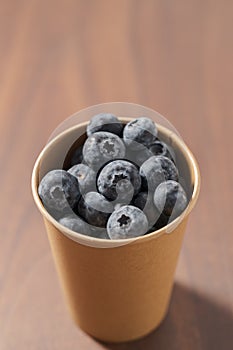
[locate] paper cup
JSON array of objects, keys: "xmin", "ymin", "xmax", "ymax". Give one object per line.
[{"xmin": 31, "ymin": 104, "xmax": 200, "ymax": 342}]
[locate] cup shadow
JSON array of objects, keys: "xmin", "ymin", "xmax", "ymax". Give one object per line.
[{"xmin": 99, "ymin": 282, "xmax": 233, "ymax": 350}]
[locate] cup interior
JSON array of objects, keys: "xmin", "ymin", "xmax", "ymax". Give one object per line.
[{"xmin": 32, "ymin": 117, "xmax": 200, "ymax": 248}]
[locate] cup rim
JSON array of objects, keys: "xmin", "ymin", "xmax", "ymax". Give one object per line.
[{"xmin": 31, "ymin": 116, "xmax": 200, "ymax": 248}]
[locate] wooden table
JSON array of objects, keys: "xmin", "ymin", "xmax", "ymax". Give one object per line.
[{"xmin": 1, "ymin": 1, "xmax": 232, "ymax": 349}]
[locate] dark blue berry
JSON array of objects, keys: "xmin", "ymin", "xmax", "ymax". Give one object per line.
[
  {"xmin": 78, "ymin": 192, "xmax": 113, "ymax": 227},
  {"xmin": 107, "ymin": 205, "xmax": 148, "ymax": 239},
  {"xmin": 132, "ymin": 191, "xmax": 148, "ymax": 210},
  {"xmin": 153, "ymin": 180, "xmax": 188, "ymax": 218},
  {"xmin": 59, "ymin": 214, "xmax": 93, "ymax": 235},
  {"xmin": 87, "ymin": 113, "xmax": 123, "ymax": 137},
  {"xmin": 68, "ymin": 163, "xmax": 96, "ymax": 194},
  {"xmin": 83, "ymin": 132, "xmax": 125, "ymax": 170},
  {"xmin": 147, "ymin": 213, "xmax": 170, "ymax": 233},
  {"xmin": 89, "ymin": 226, "xmax": 110, "ymax": 239},
  {"xmin": 38, "ymin": 170, "xmax": 80, "ymax": 217},
  {"xmin": 59, "ymin": 214, "xmax": 110, "ymax": 239},
  {"xmin": 140, "ymin": 155, "xmax": 178, "ymax": 192},
  {"xmin": 70, "ymin": 146, "xmax": 84, "ymax": 167},
  {"xmin": 149, "ymin": 140, "xmax": 174, "ymax": 161},
  {"xmin": 123, "ymin": 117, "xmax": 157, "ymax": 150},
  {"xmin": 97, "ymin": 160, "xmax": 141, "ymax": 202},
  {"xmin": 133, "ymin": 191, "xmax": 161, "ymax": 228},
  {"xmin": 114, "ymin": 202, "xmax": 126, "ymax": 211},
  {"xmin": 125, "ymin": 146, "xmax": 153, "ymax": 166}
]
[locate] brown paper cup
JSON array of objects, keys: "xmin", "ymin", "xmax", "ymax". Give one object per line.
[{"xmin": 32, "ymin": 110, "xmax": 200, "ymax": 342}]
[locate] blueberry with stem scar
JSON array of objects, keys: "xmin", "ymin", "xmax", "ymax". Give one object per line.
[
  {"xmin": 107, "ymin": 205, "xmax": 148, "ymax": 239},
  {"xmin": 83, "ymin": 132, "xmax": 125, "ymax": 170},
  {"xmin": 97, "ymin": 160, "xmax": 141, "ymax": 202},
  {"xmin": 38, "ymin": 169, "xmax": 80, "ymax": 217}
]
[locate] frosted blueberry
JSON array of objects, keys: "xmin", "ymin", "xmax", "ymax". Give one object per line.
[
  {"xmin": 38, "ymin": 169, "xmax": 80, "ymax": 217},
  {"xmin": 89, "ymin": 226, "xmax": 110, "ymax": 239},
  {"xmin": 87, "ymin": 113, "xmax": 123, "ymax": 137},
  {"xmin": 70, "ymin": 146, "xmax": 84, "ymax": 167},
  {"xmin": 59, "ymin": 214, "xmax": 110, "ymax": 239},
  {"xmin": 83, "ymin": 132, "xmax": 125, "ymax": 170},
  {"xmin": 68, "ymin": 163, "xmax": 96, "ymax": 194},
  {"xmin": 78, "ymin": 192, "xmax": 113, "ymax": 227},
  {"xmin": 107, "ymin": 205, "xmax": 148, "ymax": 239},
  {"xmin": 133, "ymin": 191, "xmax": 161, "ymax": 228},
  {"xmin": 153, "ymin": 180, "xmax": 188, "ymax": 218},
  {"xmin": 123, "ymin": 117, "xmax": 157, "ymax": 150},
  {"xmin": 97, "ymin": 160, "xmax": 141, "ymax": 202},
  {"xmin": 148, "ymin": 213, "xmax": 170, "ymax": 233},
  {"xmin": 149, "ymin": 140, "xmax": 174, "ymax": 162},
  {"xmin": 140, "ymin": 155, "xmax": 178, "ymax": 192},
  {"xmin": 59, "ymin": 214, "xmax": 92, "ymax": 235},
  {"xmin": 125, "ymin": 146, "xmax": 153, "ymax": 166}
]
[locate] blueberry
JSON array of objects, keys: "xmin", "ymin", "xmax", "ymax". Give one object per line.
[
  {"xmin": 89, "ymin": 226, "xmax": 110, "ymax": 239},
  {"xmin": 125, "ymin": 146, "xmax": 153, "ymax": 166},
  {"xmin": 83, "ymin": 132, "xmax": 125, "ymax": 170},
  {"xmin": 59, "ymin": 214, "xmax": 110, "ymax": 239},
  {"xmin": 59, "ymin": 214, "xmax": 93, "ymax": 235},
  {"xmin": 133, "ymin": 191, "xmax": 161, "ymax": 228},
  {"xmin": 38, "ymin": 170, "xmax": 80, "ymax": 217},
  {"xmin": 70, "ymin": 146, "xmax": 84, "ymax": 167},
  {"xmin": 78, "ymin": 191, "xmax": 113, "ymax": 227},
  {"xmin": 123, "ymin": 117, "xmax": 157, "ymax": 150},
  {"xmin": 132, "ymin": 191, "xmax": 148, "ymax": 210},
  {"xmin": 107, "ymin": 205, "xmax": 148, "ymax": 239},
  {"xmin": 147, "ymin": 213, "xmax": 170, "ymax": 233},
  {"xmin": 140, "ymin": 155, "xmax": 178, "ymax": 192},
  {"xmin": 153, "ymin": 180, "xmax": 188, "ymax": 218},
  {"xmin": 87, "ymin": 113, "xmax": 123, "ymax": 137},
  {"xmin": 68, "ymin": 163, "xmax": 96, "ymax": 194},
  {"xmin": 97, "ymin": 160, "xmax": 141, "ymax": 202},
  {"xmin": 149, "ymin": 140, "xmax": 174, "ymax": 161},
  {"xmin": 114, "ymin": 203, "xmax": 126, "ymax": 211}
]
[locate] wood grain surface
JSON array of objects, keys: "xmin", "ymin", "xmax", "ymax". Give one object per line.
[{"xmin": 0, "ymin": 0, "xmax": 232, "ymax": 349}]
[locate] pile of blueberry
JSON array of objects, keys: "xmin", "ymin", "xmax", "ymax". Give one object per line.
[{"xmin": 38, "ymin": 113, "xmax": 188, "ymax": 240}]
